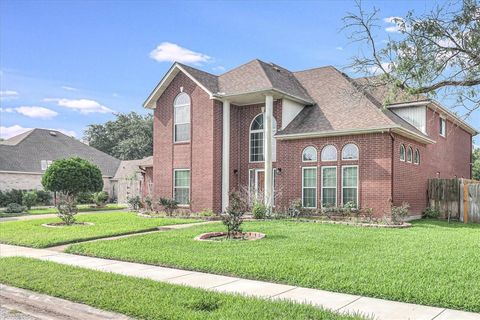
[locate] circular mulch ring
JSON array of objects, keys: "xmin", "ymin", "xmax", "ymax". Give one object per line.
[
  {"xmin": 194, "ymin": 231, "xmax": 265, "ymax": 241},
  {"xmin": 41, "ymin": 222, "xmax": 95, "ymax": 228}
]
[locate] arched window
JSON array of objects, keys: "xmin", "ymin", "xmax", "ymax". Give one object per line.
[
  {"xmin": 414, "ymin": 149, "xmax": 420, "ymax": 165},
  {"xmin": 407, "ymin": 146, "xmax": 413, "ymax": 163},
  {"xmin": 173, "ymin": 92, "xmax": 191, "ymax": 142},
  {"xmin": 399, "ymin": 145, "xmax": 406, "ymax": 161},
  {"xmin": 249, "ymin": 113, "xmax": 277, "ymax": 162},
  {"xmin": 302, "ymin": 146, "xmax": 317, "ymax": 162},
  {"xmin": 342, "ymin": 143, "xmax": 359, "ymax": 160},
  {"xmin": 321, "ymin": 145, "xmax": 337, "ymax": 161}
]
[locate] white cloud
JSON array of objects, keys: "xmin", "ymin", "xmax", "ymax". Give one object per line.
[
  {"xmin": 0, "ymin": 125, "xmax": 76, "ymax": 139},
  {"xmin": 0, "ymin": 90, "xmax": 19, "ymax": 100},
  {"xmin": 0, "ymin": 107, "xmax": 14, "ymax": 113},
  {"xmin": 384, "ymin": 16, "xmax": 405, "ymax": 33},
  {"xmin": 367, "ymin": 62, "xmax": 394, "ymax": 75},
  {"xmin": 15, "ymin": 106, "xmax": 58, "ymax": 119},
  {"xmin": 149, "ymin": 42, "xmax": 211, "ymax": 64},
  {"xmin": 61, "ymin": 86, "xmax": 78, "ymax": 91},
  {"xmin": 335, "ymin": 46, "xmax": 344, "ymax": 51},
  {"xmin": 44, "ymin": 98, "xmax": 113, "ymax": 114}
]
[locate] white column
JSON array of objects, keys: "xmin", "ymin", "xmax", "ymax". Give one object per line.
[
  {"xmin": 264, "ymin": 95, "xmax": 273, "ymax": 210},
  {"xmin": 221, "ymin": 100, "xmax": 230, "ymax": 212}
]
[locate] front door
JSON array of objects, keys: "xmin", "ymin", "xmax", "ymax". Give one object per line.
[{"xmin": 256, "ymin": 170, "xmax": 265, "ymax": 196}]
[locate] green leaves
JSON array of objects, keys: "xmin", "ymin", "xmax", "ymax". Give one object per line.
[
  {"xmin": 42, "ymin": 157, "xmax": 103, "ymax": 196},
  {"xmin": 84, "ymin": 112, "xmax": 153, "ymax": 160}
]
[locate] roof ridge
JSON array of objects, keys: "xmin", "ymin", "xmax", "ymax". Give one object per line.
[
  {"xmin": 293, "ymin": 65, "xmax": 337, "ymax": 74},
  {"xmin": 218, "ymin": 59, "xmax": 264, "ymax": 77},
  {"xmin": 0, "ymin": 129, "xmax": 35, "ymax": 146},
  {"xmin": 256, "ymin": 60, "xmax": 275, "ymax": 89},
  {"xmin": 176, "ymin": 62, "xmax": 218, "ymax": 78}
]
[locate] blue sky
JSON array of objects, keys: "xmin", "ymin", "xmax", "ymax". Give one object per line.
[{"xmin": 0, "ymin": 0, "xmax": 478, "ymax": 144}]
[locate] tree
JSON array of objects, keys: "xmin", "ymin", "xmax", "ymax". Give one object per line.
[
  {"xmin": 84, "ymin": 112, "xmax": 153, "ymax": 160},
  {"xmin": 473, "ymin": 147, "xmax": 480, "ymax": 180},
  {"xmin": 42, "ymin": 157, "xmax": 103, "ymax": 225},
  {"xmin": 343, "ymin": 0, "xmax": 480, "ymax": 115},
  {"xmin": 22, "ymin": 191, "xmax": 37, "ymax": 210}
]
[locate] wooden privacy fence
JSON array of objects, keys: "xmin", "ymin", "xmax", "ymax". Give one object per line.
[{"xmin": 427, "ymin": 178, "xmax": 480, "ymax": 223}]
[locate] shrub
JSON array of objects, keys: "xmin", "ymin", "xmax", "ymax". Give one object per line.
[
  {"xmin": 423, "ymin": 207, "xmax": 440, "ymax": 219},
  {"xmin": 42, "ymin": 157, "xmax": 103, "ymax": 225},
  {"xmin": 35, "ymin": 190, "xmax": 52, "ymax": 206},
  {"xmin": 390, "ymin": 202, "xmax": 410, "ymax": 225},
  {"xmin": 158, "ymin": 198, "xmax": 179, "ymax": 216},
  {"xmin": 92, "ymin": 191, "xmax": 108, "ymax": 207},
  {"xmin": 222, "ymin": 191, "xmax": 248, "ymax": 238},
  {"xmin": 22, "ymin": 191, "xmax": 37, "ymax": 210},
  {"xmin": 252, "ymin": 202, "xmax": 267, "ymax": 219},
  {"xmin": 77, "ymin": 192, "xmax": 93, "ymax": 204},
  {"xmin": 143, "ymin": 196, "xmax": 153, "ymax": 211},
  {"xmin": 4, "ymin": 203, "xmax": 27, "ymax": 214},
  {"xmin": 127, "ymin": 196, "xmax": 142, "ymax": 211},
  {"xmin": 0, "ymin": 189, "xmax": 24, "ymax": 207},
  {"xmin": 198, "ymin": 209, "xmax": 215, "ymax": 217},
  {"xmin": 287, "ymin": 198, "xmax": 304, "ymax": 218}
]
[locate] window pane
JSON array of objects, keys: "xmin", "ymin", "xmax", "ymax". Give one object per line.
[
  {"xmin": 407, "ymin": 147, "xmax": 413, "ymax": 162},
  {"xmin": 303, "ymin": 188, "xmax": 316, "ymax": 208},
  {"xmin": 174, "ymin": 170, "xmax": 190, "ymax": 187},
  {"xmin": 175, "ymin": 123, "xmax": 190, "ymax": 142},
  {"xmin": 322, "ymin": 188, "xmax": 336, "ymax": 207},
  {"xmin": 400, "ymin": 145, "xmax": 405, "ymax": 161},
  {"xmin": 251, "ymin": 114, "xmax": 264, "ymax": 130},
  {"xmin": 250, "ymin": 132, "xmax": 264, "ymax": 162},
  {"xmin": 174, "ymin": 188, "xmax": 189, "ymax": 204},
  {"xmin": 174, "ymin": 92, "xmax": 190, "ymax": 106},
  {"xmin": 342, "ymin": 167, "xmax": 358, "ymax": 188},
  {"xmin": 303, "ymin": 146, "xmax": 317, "ymax": 161},
  {"xmin": 321, "ymin": 145, "xmax": 337, "ymax": 161},
  {"xmin": 342, "ymin": 144, "xmax": 358, "ymax": 160},
  {"xmin": 343, "ymin": 188, "xmax": 357, "ymax": 205},
  {"xmin": 174, "ymin": 105, "xmax": 190, "ymax": 124},
  {"xmin": 303, "ymin": 168, "xmax": 317, "ymax": 188},
  {"xmin": 322, "ymin": 167, "xmax": 336, "ymax": 187}
]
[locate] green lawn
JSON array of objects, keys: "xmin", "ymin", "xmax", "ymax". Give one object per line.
[
  {"xmin": 0, "ymin": 203, "xmax": 128, "ymax": 218},
  {"xmin": 0, "ymin": 212, "xmax": 198, "ymax": 248},
  {"xmin": 0, "ymin": 257, "xmax": 360, "ymax": 320},
  {"xmin": 67, "ymin": 219, "xmax": 480, "ymax": 312}
]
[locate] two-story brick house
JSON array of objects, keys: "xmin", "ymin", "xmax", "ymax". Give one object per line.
[{"xmin": 143, "ymin": 59, "xmax": 477, "ymax": 217}]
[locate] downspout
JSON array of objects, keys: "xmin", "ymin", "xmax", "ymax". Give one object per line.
[{"xmin": 389, "ymin": 130, "xmax": 395, "ymax": 207}]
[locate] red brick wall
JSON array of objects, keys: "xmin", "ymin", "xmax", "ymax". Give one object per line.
[
  {"xmin": 275, "ymin": 133, "xmax": 393, "ymax": 215},
  {"xmin": 391, "ymin": 106, "xmax": 473, "ymax": 215},
  {"xmin": 153, "ymin": 72, "xmax": 222, "ymax": 213},
  {"xmin": 229, "ymin": 100, "xmax": 283, "ymax": 193}
]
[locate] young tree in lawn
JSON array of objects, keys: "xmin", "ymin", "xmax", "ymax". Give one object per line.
[{"xmin": 42, "ymin": 157, "xmax": 103, "ymax": 225}]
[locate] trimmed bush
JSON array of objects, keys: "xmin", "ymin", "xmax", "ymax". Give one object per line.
[
  {"xmin": 252, "ymin": 202, "xmax": 267, "ymax": 219},
  {"xmin": 22, "ymin": 191, "xmax": 38, "ymax": 210},
  {"xmin": 4, "ymin": 203, "xmax": 27, "ymax": 214},
  {"xmin": 92, "ymin": 191, "xmax": 109, "ymax": 207}
]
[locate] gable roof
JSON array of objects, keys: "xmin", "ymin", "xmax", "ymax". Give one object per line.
[
  {"xmin": 143, "ymin": 59, "xmax": 314, "ymax": 108},
  {"xmin": 0, "ymin": 129, "xmax": 121, "ymax": 176},
  {"xmin": 144, "ymin": 60, "xmax": 476, "ymax": 142}
]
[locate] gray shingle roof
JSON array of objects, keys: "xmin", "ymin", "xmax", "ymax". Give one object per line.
[{"xmin": 0, "ymin": 129, "xmax": 121, "ymax": 176}]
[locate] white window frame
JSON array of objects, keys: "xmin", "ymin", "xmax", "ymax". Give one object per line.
[
  {"xmin": 41, "ymin": 160, "xmax": 53, "ymax": 171},
  {"xmin": 414, "ymin": 149, "xmax": 420, "ymax": 165},
  {"xmin": 341, "ymin": 165, "xmax": 359, "ymax": 207},
  {"xmin": 320, "ymin": 145, "xmax": 337, "ymax": 162},
  {"xmin": 248, "ymin": 168, "xmax": 277, "ymax": 206},
  {"xmin": 439, "ymin": 117, "xmax": 446, "ymax": 137},
  {"xmin": 341, "ymin": 143, "xmax": 359, "ymax": 160},
  {"xmin": 407, "ymin": 146, "xmax": 413, "ymax": 163},
  {"xmin": 173, "ymin": 169, "xmax": 190, "ymax": 206},
  {"xmin": 399, "ymin": 144, "xmax": 406, "ymax": 162},
  {"xmin": 173, "ymin": 93, "xmax": 191, "ymax": 143},
  {"xmin": 302, "ymin": 166, "xmax": 317, "ymax": 209},
  {"xmin": 302, "ymin": 146, "xmax": 318, "ymax": 162},
  {"xmin": 249, "ymin": 113, "xmax": 277, "ymax": 163},
  {"xmin": 321, "ymin": 166, "xmax": 337, "ymax": 208}
]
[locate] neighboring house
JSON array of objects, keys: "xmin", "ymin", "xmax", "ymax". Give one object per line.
[
  {"xmin": 143, "ymin": 59, "xmax": 477, "ymax": 216},
  {"xmin": 0, "ymin": 129, "xmax": 120, "ymax": 197},
  {"xmin": 111, "ymin": 156, "xmax": 153, "ymax": 203}
]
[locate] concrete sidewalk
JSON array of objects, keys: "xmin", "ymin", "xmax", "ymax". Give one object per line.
[{"xmin": 1, "ymin": 244, "xmax": 479, "ymax": 320}]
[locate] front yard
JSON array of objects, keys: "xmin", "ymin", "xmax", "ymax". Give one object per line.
[
  {"xmin": 67, "ymin": 219, "xmax": 480, "ymax": 312},
  {"xmin": 0, "ymin": 203, "xmax": 128, "ymax": 218},
  {"xmin": 0, "ymin": 212, "xmax": 198, "ymax": 248},
  {"xmin": 0, "ymin": 257, "xmax": 360, "ymax": 320}
]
